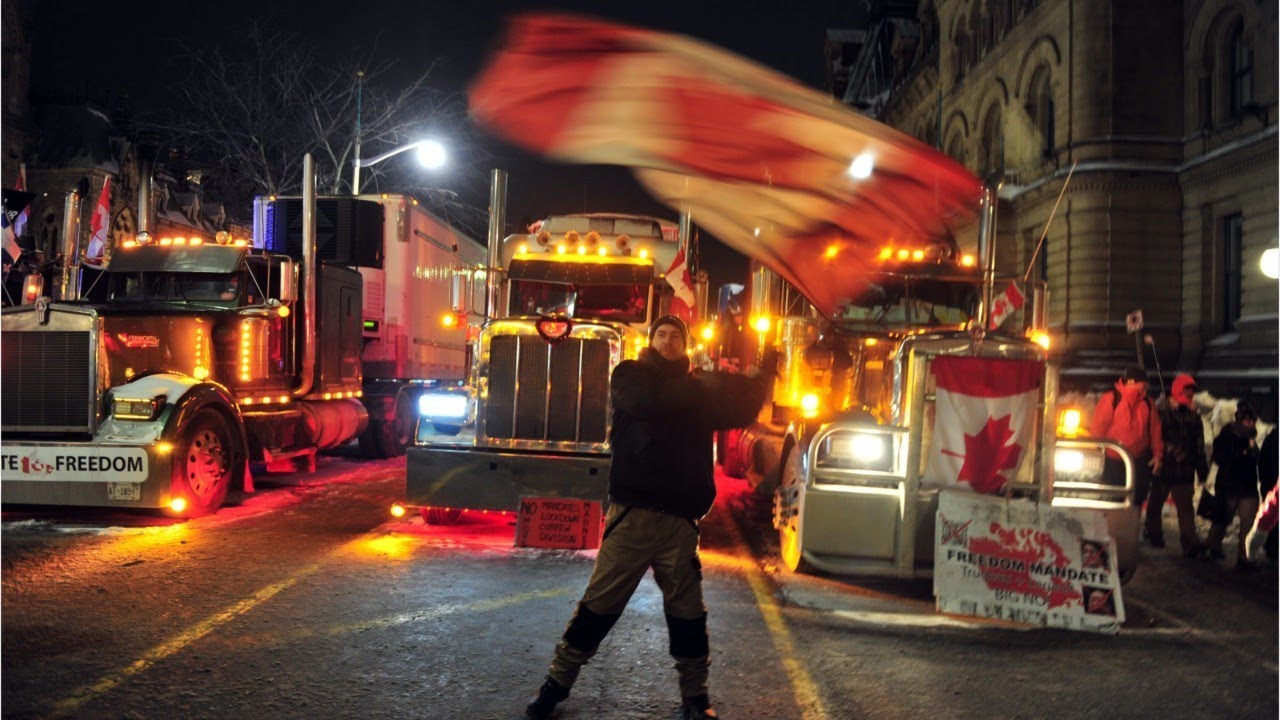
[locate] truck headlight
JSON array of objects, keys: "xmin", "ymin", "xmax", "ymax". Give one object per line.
[
  {"xmin": 1053, "ymin": 446, "xmax": 1104, "ymax": 478},
  {"xmin": 816, "ymin": 430, "xmax": 899, "ymax": 474},
  {"xmin": 418, "ymin": 393, "xmax": 467, "ymax": 419},
  {"xmin": 112, "ymin": 397, "xmax": 161, "ymax": 421}
]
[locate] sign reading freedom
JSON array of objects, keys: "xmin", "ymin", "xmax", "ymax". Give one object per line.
[{"xmin": 934, "ymin": 490, "xmax": 1124, "ymax": 634}]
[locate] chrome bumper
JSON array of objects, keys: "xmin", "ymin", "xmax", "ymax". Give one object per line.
[
  {"xmin": 405, "ymin": 446, "xmax": 611, "ymax": 512},
  {"xmin": 0, "ymin": 441, "xmax": 174, "ymax": 509}
]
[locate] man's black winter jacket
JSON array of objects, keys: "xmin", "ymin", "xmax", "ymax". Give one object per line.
[{"xmin": 607, "ymin": 348, "xmax": 769, "ymax": 519}]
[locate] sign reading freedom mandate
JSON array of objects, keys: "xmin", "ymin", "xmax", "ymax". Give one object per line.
[
  {"xmin": 515, "ymin": 497, "xmax": 604, "ymax": 550},
  {"xmin": 934, "ymin": 490, "xmax": 1125, "ymax": 634}
]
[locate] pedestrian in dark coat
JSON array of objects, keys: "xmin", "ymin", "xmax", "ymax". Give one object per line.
[
  {"xmin": 1206, "ymin": 402, "xmax": 1261, "ymax": 570},
  {"xmin": 526, "ymin": 315, "xmax": 775, "ymax": 720},
  {"xmin": 1149, "ymin": 374, "xmax": 1209, "ymax": 556}
]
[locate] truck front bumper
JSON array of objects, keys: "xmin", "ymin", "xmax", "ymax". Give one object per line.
[
  {"xmin": 406, "ymin": 446, "xmax": 611, "ymax": 512},
  {"xmin": 0, "ymin": 441, "xmax": 175, "ymax": 510}
]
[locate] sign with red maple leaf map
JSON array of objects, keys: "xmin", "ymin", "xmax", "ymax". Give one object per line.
[
  {"xmin": 924, "ymin": 356, "xmax": 1044, "ymax": 494},
  {"xmin": 934, "ymin": 490, "xmax": 1124, "ymax": 634}
]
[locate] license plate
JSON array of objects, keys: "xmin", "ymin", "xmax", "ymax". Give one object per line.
[{"xmin": 107, "ymin": 482, "xmax": 141, "ymax": 501}]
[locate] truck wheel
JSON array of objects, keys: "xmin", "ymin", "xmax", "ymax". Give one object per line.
[
  {"xmin": 171, "ymin": 409, "xmax": 238, "ymax": 516},
  {"xmin": 777, "ymin": 450, "xmax": 814, "ymax": 574},
  {"xmin": 359, "ymin": 391, "xmax": 416, "ymax": 459},
  {"xmin": 422, "ymin": 507, "xmax": 463, "ymax": 525}
]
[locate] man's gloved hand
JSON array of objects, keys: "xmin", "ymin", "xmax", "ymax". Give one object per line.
[{"xmin": 758, "ymin": 347, "xmax": 780, "ymax": 378}]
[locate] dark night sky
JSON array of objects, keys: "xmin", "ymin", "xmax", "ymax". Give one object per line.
[{"xmin": 27, "ymin": 0, "xmax": 872, "ymax": 286}]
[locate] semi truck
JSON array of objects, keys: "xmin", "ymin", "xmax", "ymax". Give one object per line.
[
  {"xmin": 403, "ymin": 174, "xmax": 704, "ymax": 523},
  {"xmin": 0, "ymin": 155, "xmax": 483, "ymax": 515},
  {"xmin": 717, "ymin": 186, "xmax": 1140, "ymax": 580}
]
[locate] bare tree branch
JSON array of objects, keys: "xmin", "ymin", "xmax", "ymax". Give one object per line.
[{"xmin": 141, "ymin": 21, "xmax": 491, "ymax": 230}]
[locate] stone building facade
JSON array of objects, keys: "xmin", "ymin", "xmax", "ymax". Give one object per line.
[{"xmin": 831, "ymin": 0, "xmax": 1278, "ymax": 411}]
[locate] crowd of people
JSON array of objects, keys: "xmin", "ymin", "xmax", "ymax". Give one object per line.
[{"xmin": 1091, "ymin": 367, "xmax": 1278, "ymax": 572}]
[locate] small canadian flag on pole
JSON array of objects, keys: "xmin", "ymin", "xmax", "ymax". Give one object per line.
[
  {"xmin": 86, "ymin": 176, "xmax": 111, "ymax": 265},
  {"xmin": 988, "ymin": 281, "xmax": 1025, "ymax": 330},
  {"xmin": 666, "ymin": 246, "xmax": 696, "ymax": 323},
  {"xmin": 925, "ymin": 356, "xmax": 1044, "ymax": 495}
]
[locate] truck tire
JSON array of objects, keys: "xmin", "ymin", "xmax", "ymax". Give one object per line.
[
  {"xmin": 422, "ymin": 507, "xmax": 463, "ymax": 525},
  {"xmin": 776, "ymin": 449, "xmax": 815, "ymax": 575},
  {"xmin": 171, "ymin": 408, "xmax": 238, "ymax": 516},
  {"xmin": 359, "ymin": 391, "xmax": 416, "ymax": 459}
]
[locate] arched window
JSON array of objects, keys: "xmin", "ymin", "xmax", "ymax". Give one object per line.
[
  {"xmin": 980, "ymin": 106, "xmax": 1004, "ymax": 176},
  {"xmin": 1228, "ymin": 22, "xmax": 1253, "ymax": 120},
  {"xmin": 1025, "ymin": 65, "xmax": 1054, "ymax": 158},
  {"xmin": 953, "ymin": 30, "xmax": 970, "ymax": 83},
  {"xmin": 946, "ymin": 134, "xmax": 966, "ymax": 167}
]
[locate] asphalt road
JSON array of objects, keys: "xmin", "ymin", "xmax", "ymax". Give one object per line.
[{"xmin": 2, "ymin": 457, "xmax": 1276, "ymax": 719}]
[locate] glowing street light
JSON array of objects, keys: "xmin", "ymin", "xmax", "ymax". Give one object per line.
[
  {"xmin": 352, "ymin": 139, "xmax": 448, "ymax": 195},
  {"xmin": 1261, "ymin": 247, "xmax": 1279, "ymax": 280}
]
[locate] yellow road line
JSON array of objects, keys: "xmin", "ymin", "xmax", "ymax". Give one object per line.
[
  {"xmin": 721, "ymin": 516, "xmax": 829, "ymax": 720},
  {"xmin": 52, "ymin": 562, "xmax": 322, "ymax": 717}
]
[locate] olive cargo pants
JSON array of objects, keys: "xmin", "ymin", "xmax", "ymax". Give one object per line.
[{"xmin": 547, "ymin": 504, "xmax": 711, "ymax": 699}]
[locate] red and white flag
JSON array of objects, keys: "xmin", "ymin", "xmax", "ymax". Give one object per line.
[
  {"xmin": 988, "ymin": 281, "xmax": 1025, "ymax": 330},
  {"xmin": 666, "ymin": 246, "xmax": 696, "ymax": 322},
  {"xmin": 925, "ymin": 356, "xmax": 1044, "ymax": 494},
  {"xmin": 86, "ymin": 176, "xmax": 111, "ymax": 264},
  {"xmin": 468, "ymin": 14, "xmax": 981, "ymax": 319}
]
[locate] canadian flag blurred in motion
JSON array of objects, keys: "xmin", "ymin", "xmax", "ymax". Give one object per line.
[
  {"xmin": 988, "ymin": 281, "xmax": 1025, "ymax": 330},
  {"xmin": 666, "ymin": 246, "xmax": 696, "ymax": 322},
  {"xmin": 467, "ymin": 13, "xmax": 981, "ymax": 319}
]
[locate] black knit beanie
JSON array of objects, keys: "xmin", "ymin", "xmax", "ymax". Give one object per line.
[{"xmin": 648, "ymin": 315, "xmax": 689, "ymax": 343}]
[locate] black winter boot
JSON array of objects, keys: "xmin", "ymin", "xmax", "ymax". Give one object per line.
[
  {"xmin": 681, "ymin": 693, "xmax": 719, "ymax": 719},
  {"xmin": 526, "ymin": 676, "xmax": 570, "ymax": 719}
]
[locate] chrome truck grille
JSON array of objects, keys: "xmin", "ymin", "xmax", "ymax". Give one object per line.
[
  {"xmin": 1, "ymin": 330, "xmax": 95, "ymax": 432},
  {"xmin": 485, "ymin": 335, "xmax": 610, "ymax": 443}
]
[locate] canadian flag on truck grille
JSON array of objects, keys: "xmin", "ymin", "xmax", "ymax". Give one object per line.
[
  {"xmin": 924, "ymin": 356, "xmax": 1044, "ymax": 495},
  {"xmin": 467, "ymin": 13, "xmax": 981, "ymax": 319}
]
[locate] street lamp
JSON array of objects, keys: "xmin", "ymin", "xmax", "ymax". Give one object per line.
[{"xmin": 351, "ymin": 139, "xmax": 448, "ymax": 195}]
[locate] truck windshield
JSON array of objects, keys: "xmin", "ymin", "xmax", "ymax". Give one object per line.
[
  {"xmin": 834, "ymin": 275, "xmax": 978, "ymax": 328},
  {"xmin": 105, "ymin": 272, "xmax": 244, "ymax": 306},
  {"xmin": 509, "ymin": 280, "xmax": 648, "ymax": 323}
]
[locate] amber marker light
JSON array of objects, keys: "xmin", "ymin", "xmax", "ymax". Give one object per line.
[
  {"xmin": 878, "ymin": 247, "xmax": 892, "ymax": 260},
  {"xmin": 801, "ymin": 393, "xmax": 820, "ymax": 418},
  {"xmin": 897, "ymin": 249, "xmax": 910, "ymax": 260},
  {"xmin": 638, "ymin": 249, "xmax": 649, "ymax": 260},
  {"xmin": 277, "ymin": 305, "xmax": 290, "ymax": 318},
  {"xmin": 390, "ymin": 504, "xmax": 407, "ymax": 518},
  {"xmin": 961, "ymin": 254, "xmax": 976, "ymax": 267},
  {"xmin": 597, "ymin": 246, "xmax": 608, "ymax": 256},
  {"xmin": 824, "ymin": 245, "xmax": 839, "ymax": 260},
  {"xmin": 556, "ymin": 245, "xmax": 567, "ymax": 255},
  {"xmin": 1058, "ymin": 409, "xmax": 1082, "ymax": 438},
  {"xmin": 517, "ymin": 244, "xmax": 528, "ymax": 255},
  {"xmin": 912, "ymin": 250, "xmax": 925, "ymax": 261},
  {"xmin": 193, "ymin": 366, "xmax": 210, "ymax": 380},
  {"xmin": 700, "ymin": 324, "xmax": 715, "ymax": 341},
  {"xmin": 156, "ymin": 442, "xmax": 173, "ymax": 454},
  {"xmin": 169, "ymin": 497, "xmax": 188, "ymax": 513},
  {"xmin": 441, "ymin": 312, "xmax": 457, "ymax": 328},
  {"xmin": 753, "ymin": 316, "xmax": 771, "ymax": 333},
  {"xmin": 865, "ymin": 337, "xmax": 878, "ymax": 347},
  {"xmin": 577, "ymin": 245, "xmax": 587, "ymax": 255},
  {"xmin": 1031, "ymin": 331, "xmax": 1051, "ymax": 350},
  {"xmin": 123, "ymin": 240, "xmax": 137, "ymax": 248}
]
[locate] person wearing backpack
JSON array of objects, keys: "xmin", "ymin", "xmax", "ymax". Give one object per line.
[
  {"xmin": 1150, "ymin": 374, "xmax": 1209, "ymax": 556},
  {"xmin": 1090, "ymin": 367, "xmax": 1163, "ymax": 518}
]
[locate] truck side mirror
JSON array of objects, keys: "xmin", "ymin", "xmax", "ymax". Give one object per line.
[{"xmin": 275, "ymin": 258, "xmax": 296, "ymax": 303}]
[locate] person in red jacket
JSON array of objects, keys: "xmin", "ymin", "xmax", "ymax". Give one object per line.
[{"xmin": 1091, "ymin": 367, "xmax": 1163, "ymax": 518}]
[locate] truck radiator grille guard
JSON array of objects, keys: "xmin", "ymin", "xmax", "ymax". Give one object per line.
[
  {"xmin": 485, "ymin": 335, "xmax": 610, "ymax": 443},
  {"xmin": 1, "ymin": 331, "xmax": 95, "ymax": 432}
]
